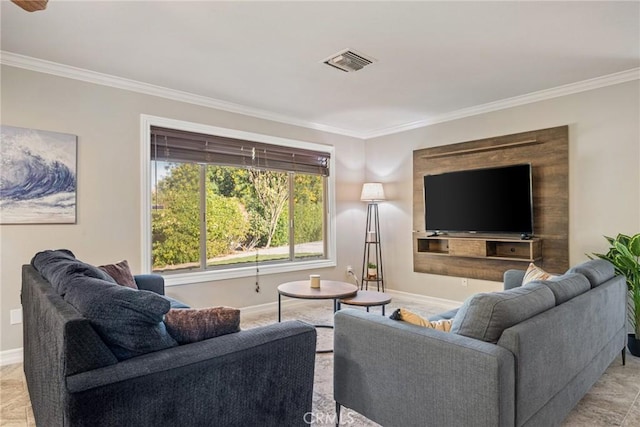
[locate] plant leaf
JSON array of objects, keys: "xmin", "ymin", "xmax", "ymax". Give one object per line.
[
  {"xmin": 614, "ymin": 241, "xmax": 634, "ymax": 260},
  {"xmin": 616, "ymin": 233, "xmax": 631, "ymax": 246},
  {"xmin": 629, "ymin": 233, "xmax": 640, "ymax": 257}
]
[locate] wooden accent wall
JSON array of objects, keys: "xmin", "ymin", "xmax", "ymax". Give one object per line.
[{"xmin": 413, "ymin": 126, "xmax": 569, "ymax": 281}]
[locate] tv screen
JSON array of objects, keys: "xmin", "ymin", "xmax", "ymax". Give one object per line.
[{"xmin": 423, "ymin": 164, "xmax": 533, "ymax": 234}]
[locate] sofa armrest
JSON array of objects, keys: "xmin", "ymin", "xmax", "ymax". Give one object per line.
[
  {"xmin": 133, "ymin": 274, "xmax": 164, "ymax": 295},
  {"xmin": 503, "ymin": 269, "xmax": 525, "ymax": 290},
  {"xmin": 334, "ymin": 309, "xmax": 515, "ymax": 427},
  {"xmin": 65, "ymin": 320, "xmax": 316, "ymax": 426}
]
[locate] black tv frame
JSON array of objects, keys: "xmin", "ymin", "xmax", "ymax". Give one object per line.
[{"xmin": 423, "ymin": 163, "xmax": 534, "ymax": 237}]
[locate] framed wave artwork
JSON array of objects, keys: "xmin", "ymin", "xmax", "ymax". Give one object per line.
[{"xmin": 1, "ymin": 125, "xmax": 78, "ymax": 224}]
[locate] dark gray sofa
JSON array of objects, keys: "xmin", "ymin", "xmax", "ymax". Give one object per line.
[
  {"xmin": 334, "ymin": 259, "xmax": 626, "ymax": 427},
  {"xmin": 22, "ymin": 264, "xmax": 316, "ymax": 427}
]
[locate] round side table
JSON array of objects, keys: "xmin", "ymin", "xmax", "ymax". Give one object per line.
[{"xmin": 338, "ymin": 290, "xmax": 392, "ymax": 315}]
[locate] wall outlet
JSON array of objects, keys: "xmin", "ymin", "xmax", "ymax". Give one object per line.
[
  {"xmin": 461, "ymin": 278, "xmax": 468, "ymax": 287},
  {"xmin": 10, "ymin": 308, "xmax": 22, "ymax": 325},
  {"xmin": 346, "ymin": 265, "xmax": 353, "ymax": 275}
]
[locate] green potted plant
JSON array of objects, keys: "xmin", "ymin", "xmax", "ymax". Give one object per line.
[
  {"xmin": 592, "ymin": 233, "xmax": 640, "ymax": 357},
  {"xmin": 367, "ymin": 262, "xmax": 378, "ymax": 279}
]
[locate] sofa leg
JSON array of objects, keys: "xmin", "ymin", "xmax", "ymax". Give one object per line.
[
  {"xmin": 622, "ymin": 347, "xmax": 626, "ymax": 366},
  {"xmin": 335, "ymin": 402, "xmax": 341, "ymax": 426}
]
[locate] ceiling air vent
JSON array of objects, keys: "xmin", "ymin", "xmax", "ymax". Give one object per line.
[{"xmin": 323, "ymin": 49, "xmax": 375, "ymax": 73}]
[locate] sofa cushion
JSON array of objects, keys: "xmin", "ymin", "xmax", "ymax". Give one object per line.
[
  {"xmin": 162, "ymin": 295, "xmax": 191, "ymax": 309},
  {"xmin": 522, "ymin": 262, "xmax": 557, "ymax": 285},
  {"xmin": 32, "ymin": 249, "xmax": 116, "ymax": 295},
  {"xmin": 63, "ymin": 275, "xmax": 177, "ymax": 360},
  {"xmin": 98, "ymin": 260, "xmax": 138, "ymax": 289},
  {"xmin": 538, "ymin": 273, "xmax": 590, "ymax": 305},
  {"xmin": 164, "ymin": 307, "xmax": 240, "ymax": 344},
  {"xmin": 451, "ymin": 282, "xmax": 556, "ymax": 343},
  {"xmin": 567, "ymin": 259, "xmax": 615, "ymax": 288}
]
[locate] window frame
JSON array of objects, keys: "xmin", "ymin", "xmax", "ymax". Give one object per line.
[{"xmin": 141, "ymin": 114, "xmax": 336, "ymax": 286}]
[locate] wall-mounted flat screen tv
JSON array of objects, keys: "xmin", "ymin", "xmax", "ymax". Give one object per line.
[{"xmin": 423, "ymin": 164, "xmax": 533, "ymax": 235}]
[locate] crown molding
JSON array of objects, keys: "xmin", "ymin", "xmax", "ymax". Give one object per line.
[
  {"xmin": 362, "ymin": 67, "xmax": 640, "ymax": 139},
  {"xmin": 0, "ymin": 51, "xmax": 362, "ymax": 139},
  {"xmin": 2, "ymin": 51, "xmax": 638, "ymax": 140}
]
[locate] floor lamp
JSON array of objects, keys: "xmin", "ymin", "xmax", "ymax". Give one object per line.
[{"xmin": 360, "ymin": 183, "xmax": 385, "ymax": 292}]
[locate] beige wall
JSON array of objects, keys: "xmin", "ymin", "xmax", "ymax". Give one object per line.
[
  {"xmin": 366, "ymin": 80, "xmax": 640, "ymax": 301},
  {"xmin": 0, "ymin": 65, "xmax": 366, "ymax": 352}
]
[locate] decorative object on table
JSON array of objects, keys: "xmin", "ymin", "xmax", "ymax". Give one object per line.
[
  {"xmin": 360, "ymin": 182, "xmax": 385, "ymax": 291},
  {"xmin": 592, "ymin": 233, "xmax": 640, "ymax": 357},
  {"xmin": 0, "ymin": 125, "xmax": 77, "ymax": 224},
  {"xmin": 310, "ymin": 274, "xmax": 321, "ymax": 289}
]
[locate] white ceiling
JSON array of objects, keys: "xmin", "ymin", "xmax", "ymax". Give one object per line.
[{"xmin": 1, "ymin": 1, "xmax": 639, "ymax": 138}]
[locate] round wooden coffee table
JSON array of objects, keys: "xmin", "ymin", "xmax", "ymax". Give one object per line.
[
  {"xmin": 278, "ymin": 280, "xmax": 358, "ymax": 353},
  {"xmin": 339, "ymin": 290, "xmax": 392, "ymax": 315}
]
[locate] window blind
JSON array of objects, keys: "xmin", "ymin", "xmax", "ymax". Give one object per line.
[{"xmin": 151, "ymin": 126, "xmax": 330, "ymax": 176}]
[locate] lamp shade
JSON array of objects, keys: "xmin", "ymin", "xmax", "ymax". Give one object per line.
[{"xmin": 360, "ymin": 182, "xmax": 386, "ymax": 202}]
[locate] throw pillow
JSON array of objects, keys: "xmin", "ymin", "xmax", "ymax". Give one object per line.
[
  {"xmin": 164, "ymin": 307, "xmax": 241, "ymax": 344},
  {"xmin": 522, "ymin": 262, "xmax": 557, "ymax": 286},
  {"xmin": 389, "ymin": 308, "xmax": 453, "ymax": 332},
  {"xmin": 99, "ymin": 260, "xmax": 138, "ymax": 289}
]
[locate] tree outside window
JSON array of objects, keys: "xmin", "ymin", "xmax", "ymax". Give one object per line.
[{"xmin": 151, "ymin": 162, "xmax": 325, "ymax": 273}]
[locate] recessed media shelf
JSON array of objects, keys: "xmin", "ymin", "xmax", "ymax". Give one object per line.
[{"xmin": 416, "ymin": 236, "xmax": 542, "ymax": 263}]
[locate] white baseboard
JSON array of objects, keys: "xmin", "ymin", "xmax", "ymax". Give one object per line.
[
  {"xmin": 241, "ymin": 289, "xmax": 461, "ymax": 317},
  {"xmin": 385, "ymin": 288, "xmax": 461, "ymax": 309},
  {"xmin": 0, "ymin": 347, "xmax": 23, "ymax": 366},
  {"xmin": 240, "ymin": 296, "xmax": 313, "ymax": 317}
]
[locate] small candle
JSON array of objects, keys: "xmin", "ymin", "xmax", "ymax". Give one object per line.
[{"xmin": 310, "ymin": 274, "xmax": 321, "ymax": 288}]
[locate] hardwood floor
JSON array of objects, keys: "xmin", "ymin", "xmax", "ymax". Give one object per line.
[{"xmin": 2, "ymin": 296, "xmax": 639, "ymax": 426}]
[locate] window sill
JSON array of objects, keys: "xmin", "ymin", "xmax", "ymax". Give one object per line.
[{"xmin": 160, "ymin": 259, "xmax": 337, "ymax": 287}]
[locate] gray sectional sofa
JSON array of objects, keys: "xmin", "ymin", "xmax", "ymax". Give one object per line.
[
  {"xmin": 22, "ymin": 255, "xmax": 316, "ymax": 427},
  {"xmin": 334, "ymin": 259, "xmax": 627, "ymax": 427}
]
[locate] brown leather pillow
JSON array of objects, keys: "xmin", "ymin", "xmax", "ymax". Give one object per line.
[
  {"xmin": 164, "ymin": 307, "xmax": 240, "ymax": 344},
  {"xmin": 98, "ymin": 260, "xmax": 137, "ymax": 289}
]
